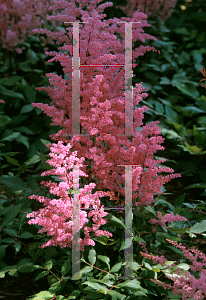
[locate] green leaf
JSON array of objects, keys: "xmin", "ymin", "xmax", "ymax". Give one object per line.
[
  {"xmin": 97, "ymin": 255, "xmax": 110, "ymax": 270},
  {"xmin": 180, "ymin": 106, "xmax": 205, "ymax": 114},
  {"xmin": 8, "ymin": 268, "xmax": 18, "ymax": 277},
  {"xmin": 0, "ymin": 86, "xmax": 25, "ymax": 100},
  {"xmin": 155, "ymin": 102, "xmax": 164, "ymax": 115},
  {"xmin": 185, "ymin": 182, "xmax": 206, "ymax": 189},
  {"xmin": 1, "ymin": 237, "xmax": 15, "ymax": 243},
  {"xmin": 44, "ymin": 260, "xmax": 53, "ymax": 270},
  {"xmin": 18, "ymin": 264, "xmax": 41, "ymax": 273},
  {"xmin": 116, "ymin": 279, "xmax": 141, "ymax": 290},
  {"xmin": 172, "ymin": 82, "xmax": 199, "ymax": 99},
  {"xmin": 67, "ymin": 290, "xmax": 81, "ymax": 299},
  {"xmin": 20, "ymin": 104, "xmax": 34, "ymax": 114},
  {"xmin": 85, "ymin": 292, "xmax": 103, "ymax": 299},
  {"xmin": 13, "ymin": 241, "xmax": 21, "ymax": 254},
  {"xmin": 18, "ymin": 61, "xmax": 32, "ymax": 72},
  {"xmin": 26, "ymin": 49, "xmax": 38, "ymax": 65},
  {"xmin": 0, "ymin": 115, "xmax": 11, "ymax": 126},
  {"xmin": 106, "ymin": 290, "xmax": 126, "ymax": 299},
  {"xmin": 164, "ymin": 245, "xmax": 183, "ymax": 256},
  {"xmin": 4, "ymin": 76, "xmax": 22, "ymax": 86},
  {"xmin": 106, "ymin": 214, "xmax": 125, "ymax": 229},
  {"xmin": 82, "ymin": 281, "xmax": 108, "ymax": 294},
  {"xmin": 193, "ymin": 52, "xmax": 203, "ymax": 63},
  {"xmin": 1, "ymin": 132, "xmax": 20, "ymax": 142},
  {"xmin": 25, "ymin": 154, "xmax": 40, "ymax": 166},
  {"xmin": 176, "ymin": 263, "xmax": 190, "ymax": 271},
  {"xmin": 25, "ymin": 85, "xmax": 36, "ymax": 103},
  {"xmin": 27, "ymin": 175, "xmax": 38, "ymax": 190},
  {"xmin": 184, "ymin": 141, "xmax": 202, "ymax": 154},
  {"xmin": 190, "ymin": 220, "xmax": 206, "ymax": 233},
  {"xmin": 16, "ymin": 134, "xmax": 29, "ymax": 149},
  {"xmin": 0, "ymin": 245, "xmax": 8, "ymax": 260},
  {"xmin": 61, "ymin": 259, "xmax": 71, "ymax": 277},
  {"xmin": 110, "ymin": 262, "xmax": 122, "ymax": 273},
  {"xmin": 2, "ymin": 203, "xmax": 22, "ymax": 226},
  {"xmin": 30, "ymin": 291, "xmax": 55, "ymax": 300},
  {"xmin": 154, "ymin": 199, "xmax": 174, "ymax": 211},
  {"xmin": 165, "ymin": 106, "xmax": 178, "ymax": 123},
  {"xmin": 40, "ymin": 139, "xmax": 52, "ymax": 147},
  {"xmin": 40, "ymin": 151, "xmax": 51, "ymax": 170},
  {"xmin": 19, "ymin": 232, "xmax": 34, "ymax": 239},
  {"xmin": 34, "ymin": 270, "xmax": 50, "ymax": 281},
  {"xmin": 88, "ymin": 248, "xmax": 96, "ymax": 265},
  {"xmin": 1, "ymin": 176, "xmax": 27, "ymax": 192},
  {"xmin": 5, "ymin": 156, "xmax": 20, "ymax": 166},
  {"xmin": 79, "ymin": 266, "xmax": 93, "ymax": 274},
  {"xmin": 5, "ymin": 228, "xmax": 18, "ymax": 237},
  {"xmin": 174, "ymin": 27, "xmax": 190, "ymax": 35},
  {"xmin": 175, "ymin": 194, "xmax": 186, "ymax": 209}
]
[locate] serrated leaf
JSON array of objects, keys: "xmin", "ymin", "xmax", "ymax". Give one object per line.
[
  {"xmin": 1, "ymin": 176, "xmax": 27, "ymax": 192},
  {"xmin": 1, "ymin": 237, "xmax": 15, "ymax": 243},
  {"xmin": 85, "ymin": 292, "xmax": 103, "ymax": 299},
  {"xmin": 0, "ymin": 245, "xmax": 8, "ymax": 259},
  {"xmin": 175, "ymin": 194, "xmax": 186, "ymax": 209},
  {"xmin": 88, "ymin": 248, "xmax": 96, "ymax": 265},
  {"xmin": 2, "ymin": 203, "xmax": 22, "ymax": 226},
  {"xmin": 61, "ymin": 259, "xmax": 71, "ymax": 277},
  {"xmin": 97, "ymin": 255, "xmax": 110, "ymax": 270},
  {"xmin": 190, "ymin": 220, "xmax": 206, "ymax": 233},
  {"xmin": 106, "ymin": 290, "xmax": 126, "ymax": 300},
  {"xmin": 80, "ymin": 266, "xmax": 93, "ymax": 274},
  {"xmin": 5, "ymin": 156, "xmax": 20, "ymax": 166},
  {"xmin": 5, "ymin": 228, "xmax": 18, "ymax": 237},
  {"xmin": 19, "ymin": 232, "xmax": 34, "ymax": 239},
  {"xmin": 106, "ymin": 214, "xmax": 125, "ymax": 229},
  {"xmin": 116, "ymin": 279, "xmax": 141, "ymax": 290},
  {"xmin": 25, "ymin": 85, "xmax": 36, "ymax": 103},
  {"xmin": 34, "ymin": 270, "xmax": 50, "ymax": 281},
  {"xmin": 13, "ymin": 241, "xmax": 21, "ymax": 254},
  {"xmin": 44, "ymin": 260, "xmax": 53, "ymax": 270},
  {"xmin": 1, "ymin": 132, "xmax": 20, "ymax": 142},
  {"xmin": 27, "ymin": 175, "xmax": 38, "ymax": 190},
  {"xmin": 83, "ymin": 281, "xmax": 108, "ymax": 294},
  {"xmin": 25, "ymin": 155, "xmax": 40, "ymax": 166},
  {"xmin": 8, "ymin": 268, "xmax": 18, "ymax": 277},
  {"xmin": 30, "ymin": 291, "xmax": 55, "ymax": 300},
  {"xmin": 176, "ymin": 263, "xmax": 190, "ymax": 271},
  {"xmin": 110, "ymin": 262, "xmax": 122, "ymax": 273},
  {"xmin": 185, "ymin": 182, "xmax": 206, "ymax": 189},
  {"xmin": 18, "ymin": 264, "xmax": 41, "ymax": 273},
  {"xmin": 40, "ymin": 151, "xmax": 51, "ymax": 169}
]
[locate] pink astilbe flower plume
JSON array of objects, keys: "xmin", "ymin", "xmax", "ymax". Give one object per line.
[
  {"xmin": 26, "ymin": 141, "xmax": 112, "ymax": 251},
  {"xmin": 31, "ymin": 0, "xmax": 181, "ymax": 210}
]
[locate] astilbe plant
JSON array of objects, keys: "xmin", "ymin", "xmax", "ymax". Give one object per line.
[
  {"xmin": 27, "ymin": 141, "xmax": 113, "ymax": 251},
  {"xmin": 117, "ymin": 0, "xmax": 177, "ymax": 22},
  {"xmin": 0, "ymin": 0, "xmax": 56, "ymax": 53},
  {"xmin": 31, "ymin": 0, "xmax": 181, "ymax": 210}
]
